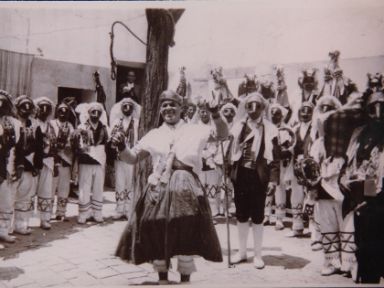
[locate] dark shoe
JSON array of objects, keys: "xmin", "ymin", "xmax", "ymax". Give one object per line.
[{"xmin": 180, "ymin": 274, "xmax": 190, "ymax": 283}]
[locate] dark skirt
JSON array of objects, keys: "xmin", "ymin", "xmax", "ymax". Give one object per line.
[{"xmin": 115, "ymin": 169, "xmax": 223, "ymax": 265}]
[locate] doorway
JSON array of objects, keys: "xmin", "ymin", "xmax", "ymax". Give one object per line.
[{"xmin": 115, "ymin": 61, "xmax": 145, "ymax": 103}]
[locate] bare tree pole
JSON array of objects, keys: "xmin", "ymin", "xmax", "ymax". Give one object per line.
[{"xmin": 135, "ymin": 8, "xmax": 184, "ymax": 196}]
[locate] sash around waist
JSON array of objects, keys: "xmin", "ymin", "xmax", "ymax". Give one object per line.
[{"xmin": 172, "ymin": 158, "xmax": 193, "ymax": 173}]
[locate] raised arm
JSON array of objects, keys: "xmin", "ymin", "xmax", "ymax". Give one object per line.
[
  {"xmin": 208, "ymin": 93, "xmax": 228, "ymax": 141},
  {"xmin": 211, "ymin": 111, "xmax": 228, "ymax": 141}
]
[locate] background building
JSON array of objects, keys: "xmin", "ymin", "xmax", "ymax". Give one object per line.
[{"xmin": 0, "ymin": 6, "xmax": 147, "ymax": 111}]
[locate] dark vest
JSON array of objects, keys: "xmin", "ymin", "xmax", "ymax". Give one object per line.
[
  {"xmin": 239, "ymin": 123, "xmax": 265, "ymax": 170},
  {"xmin": 237, "ymin": 121, "xmax": 270, "ymax": 187},
  {"xmin": 294, "ymin": 123, "xmax": 312, "ymax": 158}
]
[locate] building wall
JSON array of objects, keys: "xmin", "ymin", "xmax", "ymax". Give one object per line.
[
  {"xmin": 31, "ymin": 57, "xmax": 116, "ymax": 111},
  {"xmin": 0, "ymin": 7, "xmax": 147, "ymax": 68}
]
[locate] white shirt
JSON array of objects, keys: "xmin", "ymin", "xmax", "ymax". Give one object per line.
[
  {"xmin": 134, "ymin": 121, "xmax": 212, "ymax": 174},
  {"xmin": 247, "ymin": 117, "xmax": 263, "ymax": 160}
]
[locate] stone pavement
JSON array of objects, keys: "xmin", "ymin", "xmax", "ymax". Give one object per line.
[{"xmin": 0, "ymin": 192, "xmax": 381, "ymax": 287}]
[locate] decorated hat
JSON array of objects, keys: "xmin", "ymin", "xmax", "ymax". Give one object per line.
[
  {"xmin": 315, "ymin": 95, "xmax": 341, "ymax": 112},
  {"xmin": 88, "ymin": 102, "xmax": 104, "ymax": 113},
  {"xmin": 0, "ymin": 90, "xmax": 15, "ymax": 115},
  {"xmin": 244, "ymin": 92, "xmax": 267, "ymax": 108},
  {"xmin": 14, "ymin": 95, "xmax": 34, "ymax": 109},
  {"xmin": 159, "ymin": 90, "xmax": 183, "ymax": 106},
  {"xmin": 34, "ymin": 97, "xmax": 54, "ymax": 108},
  {"xmin": 269, "ymin": 103, "xmax": 288, "ymax": 119},
  {"xmin": 75, "ymin": 102, "xmax": 107, "ymax": 125},
  {"xmin": 0, "ymin": 90, "xmax": 12, "ymax": 102},
  {"xmin": 220, "ymin": 102, "xmax": 237, "ymax": 113},
  {"xmin": 57, "ymin": 102, "xmax": 70, "ymax": 110},
  {"xmin": 301, "ymin": 101, "xmax": 315, "ymax": 109},
  {"xmin": 109, "ymin": 97, "xmax": 142, "ymax": 124}
]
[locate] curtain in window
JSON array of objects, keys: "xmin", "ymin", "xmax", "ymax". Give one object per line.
[{"xmin": 0, "ymin": 49, "xmax": 34, "ymax": 99}]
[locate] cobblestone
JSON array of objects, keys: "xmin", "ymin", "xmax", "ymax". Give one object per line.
[
  {"xmin": 50, "ymin": 263, "xmax": 77, "ymax": 273},
  {"xmin": 110, "ymin": 264, "xmax": 144, "ymax": 274},
  {"xmin": 1, "ymin": 192, "xmax": 382, "ymax": 287},
  {"xmin": 68, "ymin": 274, "xmax": 99, "ymax": 287},
  {"xmin": 86, "ymin": 267, "xmax": 121, "ymax": 279}
]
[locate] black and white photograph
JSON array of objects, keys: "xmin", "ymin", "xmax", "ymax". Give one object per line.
[{"xmin": 0, "ymin": 0, "xmax": 384, "ymax": 287}]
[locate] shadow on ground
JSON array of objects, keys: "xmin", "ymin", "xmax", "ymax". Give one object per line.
[
  {"xmin": 0, "ymin": 216, "xmax": 121, "ymax": 260},
  {"xmin": 222, "ymin": 245, "xmax": 310, "ymax": 270},
  {"xmin": 131, "ymin": 280, "xmax": 179, "ymax": 286},
  {"xmin": 263, "ymin": 254, "xmax": 310, "ymax": 269},
  {"xmin": 0, "ymin": 266, "xmax": 24, "ymax": 281}
]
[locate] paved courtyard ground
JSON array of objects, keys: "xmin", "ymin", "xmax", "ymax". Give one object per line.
[{"xmin": 0, "ymin": 192, "xmax": 382, "ymax": 287}]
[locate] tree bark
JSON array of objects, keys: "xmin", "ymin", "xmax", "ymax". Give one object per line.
[{"xmin": 135, "ymin": 8, "xmax": 184, "ymax": 197}]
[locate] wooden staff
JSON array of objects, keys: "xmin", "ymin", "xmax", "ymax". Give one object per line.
[{"xmin": 220, "ymin": 140, "xmax": 235, "ymax": 268}]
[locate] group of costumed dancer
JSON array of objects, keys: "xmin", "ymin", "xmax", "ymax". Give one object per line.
[{"xmin": 1, "ymin": 51, "xmax": 383, "ymax": 284}]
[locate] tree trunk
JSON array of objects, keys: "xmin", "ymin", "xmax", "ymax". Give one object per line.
[{"xmin": 135, "ymin": 8, "xmax": 184, "ymax": 197}]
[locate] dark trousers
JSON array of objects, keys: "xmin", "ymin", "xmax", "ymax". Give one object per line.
[
  {"xmin": 355, "ymin": 193, "xmax": 384, "ymax": 283},
  {"xmin": 234, "ymin": 165, "xmax": 267, "ymax": 224}
]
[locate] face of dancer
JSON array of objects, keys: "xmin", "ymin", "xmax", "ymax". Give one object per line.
[
  {"xmin": 319, "ymin": 99, "xmax": 336, "ymax": 113},
  {"xmin": 246, "ymin": 101, "xmax": 263, "ymax": 120},
  {"xmin": 186, "ymin": 105, "xmax": 196, "ymax": 119},
  {"xmin": 367, "ymin": 101, "xmax": 384, "ymax": 124},
  {"xmin": 222, "ymin": 107, "xmax": 236, "ymax": 123},
  {"xmin": 198, "ymin": 107, "xmax": 211, "ymax": 124},
  {"xmin": 37, "ymin": 103, "xmax": 52, "ymax": 121},
  {"xmin": 271, "ymin": 107, "xmax": 283, "ymax": 125},
  {"xmin": 160, "ymin": 100, "xmax": 181, "ymax": 125},
  {"xmin": 299, "ymin": 105, "xmax": 313, "ymax": 123},
  {"xmin": 18, "ymin": 102, "xmax": 34, "ymax": 119},
  {"xmin": 57, "ymin": 107, "xmax": 69, "ymax": 122},
  {"xmin": 121, "ymin": 102, "xmax": 133, "ymax": 117},
  {"xmin": 302, "ymin": 70, "xmax": 316, "ymax": 91},
  {"xmin": 89, "ymin": 109, "xmax": 102, "ymax": 124}
]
